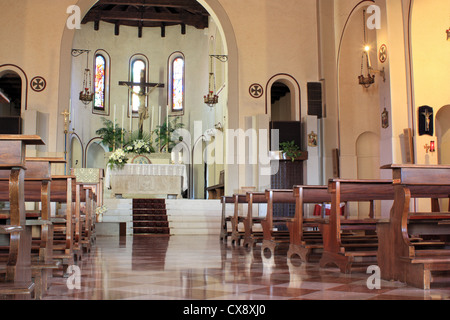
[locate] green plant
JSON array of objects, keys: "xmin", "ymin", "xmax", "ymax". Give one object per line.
[
  {"xmin": 95, "ymin": 117, "xmax": 124, "ymax": 151},
  {"xmin": 154, "ymin": 117, "xmax": 185, "ymax": 153},
  {"xmin": 280, "ymin": 140, "xmax": 302, "ymax": 162}
]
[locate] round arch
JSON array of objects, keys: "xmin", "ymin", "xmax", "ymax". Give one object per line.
[
  {"xmin": 0, "ymin": 64, "xmax": 28, "ymax": 114},
  {"xmin": 70, "ymin": 133, "xmax": 84, "ymax": 170},
  {"xmin": 86, "ymin": 137, "xmax": 106, "ymax": 168},
  {"xmin": 435, "ymin": 105, "xmax": 450, "ymax": 165},
  {"xmin": 59, "ymin": 0, "xmax": 240, "ymax": 194},
  {"xmin": 265, "ymin": 73, "xmax": 302, "ymax": 121}
]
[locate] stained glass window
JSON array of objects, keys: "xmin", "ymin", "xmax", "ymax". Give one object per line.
[
  {"xmin": 171, "ymin": 57, "xmax": 184, "ymax": 112},
  {"xmin": 131, "ymin": 59, "xmax": 146, "ymax": 113},
  {"xmin": 94, "ymin": 54, "xmax": 106, "ymax": 110}
]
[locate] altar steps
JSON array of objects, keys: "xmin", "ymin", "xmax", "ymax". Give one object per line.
[{"xmin": 132, "ymin": 199, "xmax": 170, "ymax": 235}]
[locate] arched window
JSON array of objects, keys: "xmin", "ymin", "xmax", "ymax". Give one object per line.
[
  {"xmin": 130, "ymin": 57, "xmax": 147, "ymax": 115},
  {"xmin": 93, "ymin": 50, "xmax": 110, "ymax": 115},
  {"xmin": 168, "ymin": 52, "xmax": 185, "ymax": 114},
  {"xmin": 94, "ymin": 55, "xmax": 106, "ymax": 110}
]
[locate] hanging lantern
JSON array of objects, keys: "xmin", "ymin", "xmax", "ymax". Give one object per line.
[
  {"xmin": 72, "ymin": 49, "xmax": 94, "ymax": 105},
  {"xmin": 204, "ymin": 54, "xmax": 227, "ymax": 108},
  {"xmin": 358, "ymin": 11, "xmax": 375, "ymax": 88},
  {"xmin": 79, "ymin": 67, "xmax": 94, "ymax": 105},
  {"xmin": 358, "ymin": 50, "xmax": 375, "ymax": 88}
]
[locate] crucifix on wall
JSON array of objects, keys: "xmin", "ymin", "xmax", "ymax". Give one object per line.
[
  {"xmin": 418, "ymin": 105, "xmax": 433, "ymax": 136},
  {"xmin": 119, "ymin": 71, "xmax": 165, "ymax": 138}
]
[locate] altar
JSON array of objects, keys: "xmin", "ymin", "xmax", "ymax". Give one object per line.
[{"xmin": 105, "ymin": 163, "xmax": 187, "ymax": 199}]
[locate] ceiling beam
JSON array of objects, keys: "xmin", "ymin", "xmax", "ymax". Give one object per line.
[
  {"xmin": 96, "ymin": 0, "xmax": 206, "ymax": 11},
  {"xmin": 83, "ymin": 10, "xmax": 208, "ymax": 29}
]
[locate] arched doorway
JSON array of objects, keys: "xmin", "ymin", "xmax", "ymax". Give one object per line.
[
  {"xmin": 86, "ymin": 139, "xmax": 106, "ymax": 168},
  {"xmin": 436, "ymin": 105, "xmax": 450, "ymax": 165},
  {"xmin": 435, "ymin": 105, "xmax": 450, "ymax": 210},
  {"xmin": 271, "ymin": 82, "xmax": 292, "ymax": 121},
  {"xmin": 70, "ymin": 134, "xmax": 83, "ymax": 169},
  {"xmin": 0, "ymin": 65, "xmax": 27, "ymax": 133},
  {"xmin": 356, "ymin": 131, "xmax": 380, "ymax": 217}
]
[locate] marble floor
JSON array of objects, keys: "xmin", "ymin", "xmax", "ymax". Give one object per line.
[{"xmin": 42, "ymin": 235, "xmax": 450, "ymax": 301}]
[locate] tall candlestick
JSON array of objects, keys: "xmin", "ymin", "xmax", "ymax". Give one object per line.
[
  {"xmin": 151, "ymin": 106, "xmax": 154, "ymax": 133},
  {"xmin": 166, "ymin": 105, "xmax": 169, "ymax": 153},
  {"xmin": 121, "ymin": 105, "xmax": 124, "ymax": 129},
  {"xmin": 113, "ymin": 104, "xmax": 116, "ymax": 124},
  {"xmin": 158, "ymin": 106, "xmax": 161, "ymax": 152},
  {"xmin": 129, "ymin": 103, "xmax": 132, "ymax": 133}
]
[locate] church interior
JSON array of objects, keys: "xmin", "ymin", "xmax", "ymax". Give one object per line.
[{"xmin": 1, "ymin": 0, "xmax": 450, "ymax": 302}]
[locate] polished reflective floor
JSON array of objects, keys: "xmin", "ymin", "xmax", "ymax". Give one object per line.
[{"xmin": 43, "ymin": 235, "xmax": 450, "ymax": 300}]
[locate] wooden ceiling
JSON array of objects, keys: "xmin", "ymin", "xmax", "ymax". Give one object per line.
[{"xmin": 82, "ymin": 0, "xmax": 210, "ymax": 37}]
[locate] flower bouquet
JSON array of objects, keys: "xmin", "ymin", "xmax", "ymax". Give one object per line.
[
  {"xmin": 95, "ymin": 205, "xmax": 107, "ymax": 223},
  {"xmin": 125, "ymin": 139, "xmax": 153, "ymax": 155},
  {"xmin": 108, "ymin": 148, "xmax": 128, "ymax": 169}
]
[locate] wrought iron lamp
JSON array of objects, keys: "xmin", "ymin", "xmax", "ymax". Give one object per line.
[
  {"xmin": 358, "ymin": 11, "xmax": 385, "ymax": 88},
  {"xmin": 358, "ymin": 47, "xmax": 375, "ymax": 88},
  {"xmin": 72, "ymin": 49, "xmax": 94, "ymax": 105},
  {"xmin": 204, "ymin": 55, "xmax": 228, "ymax": 107}
]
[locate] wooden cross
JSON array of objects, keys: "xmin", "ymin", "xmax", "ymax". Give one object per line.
[
  {"xmin": 118, "ymin": 70, "xmax": 165, "ymax": 96},
  {"xmin": 119, "ymin": 71, "xmax": 165, "ymax": 138}
]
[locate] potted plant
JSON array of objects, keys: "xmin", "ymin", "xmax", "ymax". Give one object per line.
[
  {"xmin": 95, "ymin": 117, "xmax": 124, "ymax": 151},
  {"xmin": 154, "ymin": 117, "xmax": 185, "ymax": 153},
  {"xmin": 280, "ymin": 140, "xmax": 302, "ymax": 162}
]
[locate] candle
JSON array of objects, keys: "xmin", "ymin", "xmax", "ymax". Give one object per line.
[
  {"xmin": 113, "ymin": 105, "xmax": 116, "ymax": 124},
  {"xmin": 129, "ymin": 103, "xmax": 132, "ymax": 132},
  {"xmin": 151, "ymin": 106, "xmax": 154, "ymax": 133},
  {"xmin": 121, "ymin": 105, "xmax": 124, "ymax": 129},
  {"xmin": 166, "ymin": 105, "xmax": 169, "ymax": 153},
  {"xmin": 158, "ymin": 106, "xmax": 161, "ymax": 152}
]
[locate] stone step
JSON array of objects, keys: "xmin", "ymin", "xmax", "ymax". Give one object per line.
[
  {"xmin": 133, "ymin": 208, "xmax": 167, "ymax": 215},
  {"xmin": 133, "ymin": 227, "xmax": 170, "ymax": 234},
  {"xmin": 133, "ymin": 221, "xmax": 169, "ymax": 228},
  {"xmin": 133, "ymin": 214, "xmax": 168, "ymax": 221}
]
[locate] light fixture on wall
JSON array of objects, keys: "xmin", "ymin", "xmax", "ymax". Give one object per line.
[
  {"xmin": 447, "ymin": 27, "xmax": 450, "ymax": 41},
  {"xmin": 359, "ymin": 46, "xmax": 376, "ymax": 88},
  {"xmin": 72, "ymin": 49, "xmax": 94, "ymax": 105},
  {"xmin": 424, "ymin": 141, "xmax": 436, "ymax": 153},
  {"xmin": 358, "ymin": 11, "xmax": 385, "ymax": 88},
  {"xmin": 204, "ymin": 54, "xmax": 228, "ymax": 108}
]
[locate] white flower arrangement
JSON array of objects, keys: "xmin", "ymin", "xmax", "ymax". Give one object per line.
[
  {"xmin": 126, "ymin": 139, "xmax": 152, "ymax": 155},
  {"xmin": 95, "ymin": 205, "xmax": 107, "ymax": 215},
  {"xmin": 95, "ymin": 205, "xmax": 107, "ymax": 223},
  {"xmin": 108, "ymin": 148, "xmax": 128, "ymax": 169}
]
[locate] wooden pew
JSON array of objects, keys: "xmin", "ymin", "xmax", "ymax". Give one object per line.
[
  {"xmin": 14, "ymin": 157, "xmax": 64, "ymax": 298},
  {"xmin": 49, "ymin": 175, "xmax": 78, "ymax": 273},
  {"xmin": 377, "ymin": 164, "xmax": 450, "ymax": 289},
  {"xmin": 71, "ymin": 168, "xmax": 103, "ymax": 250},
  {"xmin": 81, "ymin": 185, "xmax": 96, "ymax": 253},
  {"xmin": 220, "ymin": 196, "xmax": 234, "ymax": 242},
  {"xmin": 0, "ymin": 135, "xmax": 44, "ymax": 299},
  {"xmin": 260, "ymin": 189, "xmax": 296, "ymax": 256},
  {"xmin": 242, "ymin": 191, "xmax": 265, "ymax": 248},
  {"xmin": 287, "ymin": 185, "xmax": 330, "ymax": 262},
  {"xmin": 230, "ymin": 194, "xmax": 248, "ymax": 246},
  {"xmin": 319, "ymin": 179, "xmax": 394, "ymax": 273}
]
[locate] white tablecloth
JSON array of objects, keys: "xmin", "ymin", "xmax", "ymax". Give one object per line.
[{"xmin": 105, "ymin": 164, "xmax": 187, "ymax": 195}]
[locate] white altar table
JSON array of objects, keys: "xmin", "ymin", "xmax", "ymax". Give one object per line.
[{"xmin": 105, "ymin": 164, "xmax": 187, "ymax": 198}]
